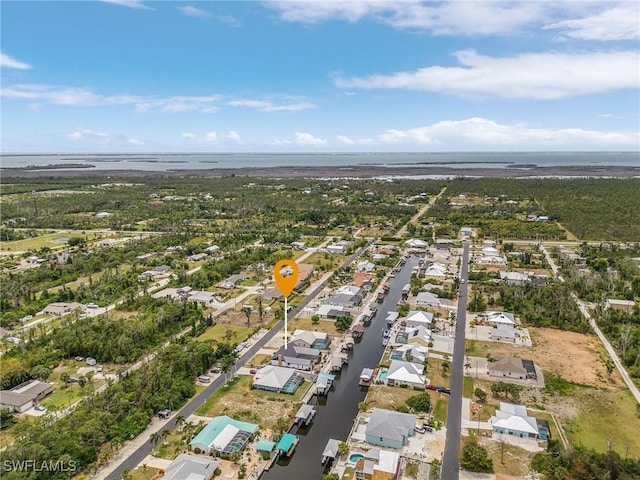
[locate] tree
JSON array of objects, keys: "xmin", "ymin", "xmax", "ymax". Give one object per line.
[
  {"xmin": 242, "ymin": 305, "xmax": 252, "ymax": 327},
  {"xmin": 337, "ymin": 441, "xmax": 349, "ymax": 456},
  {"xmin": 30, "ymin": 365, "xmax": 52, "ymax": 382},
  {"xmin": 605, "ymin": 359, "xmax": 615, "ymax": 378},
  {"xmin": 460, "ymin": 438, "xmax": 494, "ymax": 473},
  {"xmin": 405, "ymin": 392, "xmax": 432, "ymax": 413},
  {"xmin": 474, "ymin": 388, "xmax": 487, "ymax": 403},
  {"xmin": 335, "ymin": 315, "xmax": 353, "ymax": 331},
  {"xmin": 311, "ymin": 314, "xmax": 320, "ymax": 325},
  {"xmin": 464, "ymin": 362, "xmax": 472, "ymax": 374},
  {"xmin": 257, "ymin": 297, "xmax": 265, "ymax": 323},
  {"xmin": 0, "ymin": 408, "xmax": 17, "ymax": 430},
  {"xmin": 441, "ymin": 360, "xmax": 450, "ymax": 376}
]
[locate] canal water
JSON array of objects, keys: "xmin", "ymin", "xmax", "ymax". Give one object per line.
[{"xmin": 261, "ymin": 255, "xmax": 420, "ymax": 479}]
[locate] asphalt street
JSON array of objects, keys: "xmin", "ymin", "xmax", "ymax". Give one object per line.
[
  {"xmin": 105, "ymin": 245, "xmax": 367, "ymax": 480},
  {"xmin": 441, "ymin": 240, "xmax": 470, "ymax": 480}
]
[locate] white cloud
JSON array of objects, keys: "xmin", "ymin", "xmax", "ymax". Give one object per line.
[
  {"xmin": 101, "ymin": 0, "xmax": 154, "ymax": 10},
  {"xmin": 181, "ymin": 131, "xmax": 242, "ymax": 145},
  {"xmin": 334, "ymin": 49, "xmax": 639, "ymax": 99},
  {"xmin": 264, "ymin": 1, "xmax": 547, "ymax": 36},
  {"xmin": 1, "ymin": 52, "xmax": 32, "ymax": 70},
  {"xmin": 545, "ymin": 3, "xmax": 640, "ymax": 41},
  {"xmin": 295, "ymin": 132, "xmax": 327, "ymax": 147},
  {"xmin": 1, "ymin": 84, "xmax": 221, "ymax": 113},
  {"xmin": 336, "ymin": 134, "xmax": 375, "ymax": 146},
  {"xmin": 177, "ymin": 6, "xmax": 212, "ymax": 19},
  {"xmin": 228, "ymin": 99, "xmax": 317, "ymax": 112},
  {"xmin": 68, "ymin": 128, "xmax": 143, "ymax": 146},
  {"xmin": 371, "ymin": 117, "xmax": 639, "ymax": 148}
]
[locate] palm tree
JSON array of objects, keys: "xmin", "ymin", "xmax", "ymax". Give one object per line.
[
  {"xmin": 175, "ymin": 414, "xmax": 186, "ymax": 432},
  {"xmin": 464, "ymin": 362, "xmax": 472, "ymax": 374},
  {"xmin": 149, "ymin": 431, "xmax": 160, "ymax": 449},
  {"xmin": 242, "ymin": 305, "xmax": 252, "ymax": 327}
]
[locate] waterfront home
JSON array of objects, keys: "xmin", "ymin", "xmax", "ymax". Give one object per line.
[
  {"xmin": 365, "ymin": 408, "xmax": 416, "ymax": 449},
  {"xmin": 252, "ymin": 365, "xmax": 304, "ymax": 394},
  {"xmin": 386, "ymin": 360, "xmax": 426, "ymax": 389},
  {"xmin": 290, "ymin": 330, "xmax": 331, "ymax": 349},
  {"xmin": 271, "ymin": 345, "xmax": 320, "ymax": 371},
  {"xmin": 389, "ymin": 344, "xmax": 428, "ymax": 365},
  {"xmin": 189, "ymin": 416, "xmax": 258, "ymax": 454},
  {"xmin": 405, "ymin": 310, "xmax": 433, "ymax": 328},
  {"xmin": 396, "ymin": 325, "xmax": 432, "ymax": 347},
  {"xmin": 354, "ymin": 448, "xmax": 400, "ymax": 480},
  {"xmin": 162, "ymin": 454, "xmax": 218, "ymax": 480},
  {"xmin": 415, "ymin": 291, "xmax": 440, "ymax": 308},
  {"xmin": 357, "ymin": 261, "xmax": 375, "ymax": 273},
  {"xmin": 315, "ymin": 372, "xmax": 336, "ymax": 395}
]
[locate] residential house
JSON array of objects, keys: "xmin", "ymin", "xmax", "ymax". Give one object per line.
[
  {"xmin": 489, "ymin": 325, "xmax": 517, "ymax": 343},
  {"xmin": 189, "ymin": 416, "xmax": 258, "ymax": 454},
  {"xmin": 252, "ymin": 365, "xmax": 304, "ymax": 394},
  {"xmin": 490, "ymin": 402, "xmax": 540, "ymax": 439},
  {"xmin": 386, "ymin": 360, "xmax": 426, "ymax": 389},
  {"xmin": 421, "ymin": 263, "xmax": 447, "ymax": 278},
  {"xmin": 188, "ymin": 291, "xmax": 218, "ymax": 307},
  {"xmin": 405, "ymin": 311, "xmax": 433, "ymax": 328},
  {"xmin": 290, "ymin": 330, "xmax": 331, "ymax": 349},
  {"xmin": 396, "ymin": 325, "xmax": 432, "ymax": 347},
  {"xmin": 95, "ymin": 212, "xmax": 111, "ymax": 218},
  {"xmin": 354, "ymin": 448, "xmax": 400, "ymax": 480},
  {"xmin": 365, "ymin": 408, "xmax": 416, "ymax": 449},
  {"xmin": 327, "ymin": 244, "xmax": 347, "ymax": 254},
  {"xmin": 272, "ymin": 345, "xmax": 321, "ymax": 371},
  {"xmin": 262, "ymin": 287, "xmax": 284, "ymax": 301},
  {"xmin": 390, "ymin": 344, "xmax": 428, "ymax": 365},
  {"xmin": 188, "ymin": 253, "xmax": 209, "ymax": 262},
  {"xmin": 42, "ymin": 302, "xmax": 83, "ymax": 317},
  {"xmin": 415, "ymin": 291, "xmax": 440, "ymax": 308},
  {"xmin": 291, "ymin": 241, "xmax": 306, "ymax": 250},
  {"xmin": 0, "ymin": 380, "xmax": 54, "ymax": 413},
  {"xmin": 205, "ymin": 245, "xmax": 220, "ymax": 253},
  {"xmin": 219, "ymin": 273, "xmax": 247, "ymax": 290},
  {"xmin": 488, "ymin": 357, "xmax": 529, "ymax": 380},
  {"xmin": 357, "ymin": 261, "xmax": 375, "ymax": 273},
  {"xmin": 163, "ymin": 454, "xmax": 218, "ymax": 480},
  {"xmin": 316, "ymin": 304, "xmax": 350, "ymax": 319},
  {"xmin": 404, "ymin": 239, "xmax": 428, "ymax": 248},
  {"xmin": 460, "ymin": 227, "xmax": 474, "ymax": 237},
  {"xmin": 486, "ymin": 311, "xmax": 517, "ymax": 326},
  {"xmin": 499, "ymin": 271, "xmax": 530, "ymax": 286},
  {"xmin": 606, "ymin": 299, "xmax": 636, "ymax": 313},
  {"xmin": 325, "ymin": 285, "xmax": 364, "ymax": 308}
]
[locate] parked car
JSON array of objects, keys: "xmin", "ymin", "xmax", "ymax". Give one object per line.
[
  {"xmin": 67, "ymin": 376, "xmax": 79, "ymax": 383},
  {"xmin": 96, "ymin": 365, "xmax": 103, "ymax": 372},
  {"xmin": 424, "ymin": 425, "xmax": 434, "ymax": 433},
  {"xmin": 34, "ymin": 405, "xmax": 46, "ymax": 412},
  {"xmin": 437, "ymin": 386, "xmax": 451, "ymax": 395},
  {"xmin": 425, "ymin": 384, "xmax": 438, "ymax": 391},
  {"xmin": 75, "ymin": 356, "xmax": 84, "ymax": 362},
  {"xmin": 249, "ymin": 369, "xmax": 257, "ymax": 374},
  {"xmin": 414, "ymin": 425, "xmax": 426, "ymax": 434}
]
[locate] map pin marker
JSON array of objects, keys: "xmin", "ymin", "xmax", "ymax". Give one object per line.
[{"xmin": 274, "ymin": 259, "xmax": 299, "ymax": 348}]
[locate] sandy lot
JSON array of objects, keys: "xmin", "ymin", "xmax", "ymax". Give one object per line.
[{"xmin": 469, "ymin": 327, "xmax": 622, "ymax": 389}]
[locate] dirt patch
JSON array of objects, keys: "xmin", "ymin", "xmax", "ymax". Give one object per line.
[{"xmin": 469, "ymin": 327, "xmax": 621, "ymax": 389}]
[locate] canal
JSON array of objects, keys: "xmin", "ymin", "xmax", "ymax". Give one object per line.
[{"xmin": 261, "ymin": 255, "xmax": 420, "ymax": 479}]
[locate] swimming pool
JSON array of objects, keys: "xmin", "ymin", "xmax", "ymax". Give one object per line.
[
  {"xmin": 348, "ymin": 453, "xmax": 364, "ymax": 464},
  {"xmin": 376, "ymin": 368, "xmax": 388, "ymax": 383}
]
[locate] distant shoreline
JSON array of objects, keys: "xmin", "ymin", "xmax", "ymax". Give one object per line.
[{"xmin": 1, "ymin": 164, "xmax": 638, "ymax": 179}]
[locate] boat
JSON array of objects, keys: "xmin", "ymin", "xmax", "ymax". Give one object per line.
[{"xmin": 359, "ymin": 368, "xmax": 374, "ymax": 387}]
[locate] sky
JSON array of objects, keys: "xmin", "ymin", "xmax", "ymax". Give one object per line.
[{"xmin": 1, "ymin": 0, "xmax": 639, "ymax": 153}]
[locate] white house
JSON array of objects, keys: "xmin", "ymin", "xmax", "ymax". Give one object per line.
[
  {"xmin": 415, "ymin": 291, "xmax": 440, "ymax": 308},
  {"xmin": 386, "ymin": 360, "xmax": 426, "ymax": 389},
  {"xmin": 252, "ymin": 365, "xmax": 303, "ymax": 394},
  {"xmin": 390, "ymin": 344, "xmax": 428, "ymax": 365},
  {"xmin": 490, "ymin": 402, "xmax": 539, "ymax": 439},
  {"xmin": 499, "ymin": 271, "xmax": 530, "ymax": 286},
  {"xmin": 486, "ymin": 311, "xmax": 517, "ymax": 326},
  {"xmin": 405, "ymin": 239, "xmax": 428, "ymax": 248},
  {"xmin": 422, "ymin": 263, "xmax": 447, "ymax": 278},
  {"xmin": 356, "ymin": 261, "xmax": 375, "ymax": 273},
  {"xmin": 405, "ymin": 310, "xmax": 433, "ymax": 327}
]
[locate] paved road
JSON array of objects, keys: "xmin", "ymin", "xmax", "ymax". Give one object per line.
[
  {"xmin": 394, "ymin": 186, "xmax": 447, "ymax": 238},
  {"xmin": 541, "ymin": 246, "xmax": 640, "ymax": 404},
  {"xmin": 101, "ymin": 244, "xmax": 368, "ymax": 480},
  {"xmin": 442, "ymin": 240, "xmax": 470, "ymax": 480}
]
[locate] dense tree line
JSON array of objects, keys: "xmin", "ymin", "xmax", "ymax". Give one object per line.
[
  {"xmin": 532, "ymin": 441, "xmax": 640, "ymax": 480},
  {"xmin": 1, "ymin": 340, "xmax": 229, "ymax": 479},
  {"xmin": 1, "ymin": 299, "xmax": 207, "ymax": 389},
  {"xmin": 484, "ymin": 282, "xmax": 589, "ymax": 333}
]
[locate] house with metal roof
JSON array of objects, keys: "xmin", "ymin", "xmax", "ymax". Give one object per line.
[
  {"xmin": 486, "ymin": 311, "xmax": 517, "ymax": 326},
  {"xmin": 490, "ymin": 402, "xmax": 540, "ymax": 439},
  {"xmin": 271, "ymin": 345, "xmax": 321, "ymax": 371},
  {"xmin": 189, "ymin": 416, "xmax": 258, "ymax": 455},
  {"xmin": 290, "ymin": 330, "xmax": 330, "ymax": 349},
  {"xmin": 252, "ymin": 365, "xmax": 304, "ymax": 394},
  {"xmin": 0, "ymin": 380, "xmax": 53, "ymax": 413},
  {"xmin": 365, "ymin": 408, "xmax": 416, "ymax": 449},
  {"xmin": 162, "ymin": 454, "xmax": 218, "ymax": 480},
  {"xmin": 405, "ymin": 310, "xmax": 433, "ymax": 328},
  {"xmin": 386, "ymin": 360, "xmax": 426, "ymax": 389},
  {"xmin": 354, "ymin": 448, "xmax": 400, "ymax": 480}
]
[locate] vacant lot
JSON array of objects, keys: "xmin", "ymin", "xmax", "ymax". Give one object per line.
[
  {"xmin": 466, "ymin": 327, "xmax": 620, "ymax": 389},
  {"xmin": 197, "ymin": 323, "xmax": 254, "ymax": 343},
  {"xmin": 288, "ymin": 317, "xmax": 342, "ymax": 336},
  {"xmin": 475, "ymin": 436, "xmax": 537, "ymax": 478},
  {"xmin": 195, "ymin": 375, "xmax": 308, "ymax": 431},
  {"xmin": 0, "ymin": 230, "xmax": 99, "ymax": 252},
  {"xmin": 365, "ymin": 385, "xmax": 449, "ymax": 424}
]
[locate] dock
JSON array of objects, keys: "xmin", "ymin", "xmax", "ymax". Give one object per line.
[{"xmin": 295, "ymin": 404, "xmax": 317, "ymax": 426}]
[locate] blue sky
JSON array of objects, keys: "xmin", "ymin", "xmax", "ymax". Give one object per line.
[{"xmin": 1, "ymin": 0, "xmax": 639, "ymax": 152}]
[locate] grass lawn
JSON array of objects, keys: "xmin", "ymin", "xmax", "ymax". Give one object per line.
[
  {"xmin": 194, "ymin": 375, "xmax": 310, "ymax": 430},
  {"xmin": 288, "ymin": 317, "xmax": 341, "ymax": 337},
  {"xmin": 474, "ymin": 437, "xmax": 536, "ymax": 477},
  {"xmin": 426, "ymin": 358, "xmax": 451, "ymax": 388},
  {"xmin": 0, "ymin": 231, "xmax": 97, "ymax": 252},
  {"xmin": 433, "ymin": 397, "xmax": 448, "ymax": 424},
  {"xmin": 463, "ymin": 376, "xmax": 474, "ymax": 397},
  {"xmin": 197, "ymin": 324, "xmax": 254, "ymax": 343},
  {"xmin": 41, "ymin": 385, "xmax": 86, "ymax": 409},
  {"xmin": 246, "ymin": 353, "xmax": 272, "ymax": 367},
  {"xmin": 129, "ymin": 466, "xmax": 160, "ymax": 480},
  {"xmin": 305, "ymin": 252, "xmax": 345, "ymax": 271},
  {"xmin": 153, "ymin": 429, "xmax": 187, "ymax": 460},
  {"xmin": 564, "ymin": 387, "xmax": 640, "ymax": 458}
]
